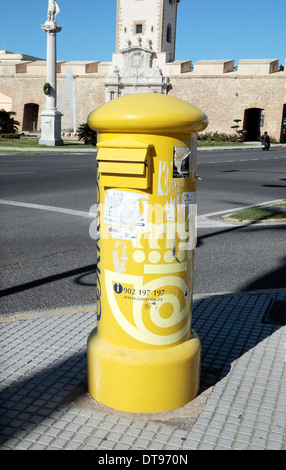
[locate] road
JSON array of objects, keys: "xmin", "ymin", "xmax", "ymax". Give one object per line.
[
  {"xmin": 0, "ymin": 147, "xmax": 285, "ymax": 314},
  {"xmin": 197, "ymin": 147, "xmax": 286, "ymax": 214},
  {"xmin": 195, "ymin": 147, "xmax": 286, "ymax": 294}
]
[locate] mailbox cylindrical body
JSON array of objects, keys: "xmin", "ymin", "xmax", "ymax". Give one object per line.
[{"xmin": 87, "ymin": 93, "xmax": 208, "ymax": 413}]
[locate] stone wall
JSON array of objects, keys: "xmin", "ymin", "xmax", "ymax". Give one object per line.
[
  {"xmin": 0, "ymin": 51, "xmax": 285, "ymax": 141},
  {"xmin": 0, "ymin": 68, "xmax": 106, "ymax": 133},
  {"xmin": 169, "ymin": 71, "xmax": 285, "ymax": 139},
  {"xmin": 70, "ymin": 75, "xmax": 106, "ymax": 126},
  {"xmin": 0, "ymin": 76, "xmax": 44, "ymax": 126}
]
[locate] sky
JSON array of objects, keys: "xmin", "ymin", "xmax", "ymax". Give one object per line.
[{"xmin": 0, "ymin": 0, "xmax": 285, "ymax": 66}]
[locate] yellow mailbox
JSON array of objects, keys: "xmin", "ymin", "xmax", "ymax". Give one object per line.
[{"xmin": 87, "ymin": 93, "xmax": 208, "ymax": 413}]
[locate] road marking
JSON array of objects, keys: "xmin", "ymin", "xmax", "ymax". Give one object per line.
[
  {"xmin": 0, "ymin": 199, "xmax": 94, "ymax": 218},
  {"xmin": 0, "ymin": 159, "xmax": 36, "ymax": 162},
  {"xmin": 0, "ymin": 198, "xmax": 284, "ymax": 228},
  {"xmin": 57, "ymin": 169, "xmax": 80, "ymax": 172},
  {"xmin": 197, "ymin": 216, "xmax": 235, "ymax": 228},
  {"xmin": 0, "ymin": 171, "xmax": 36, "ymax": 175}
]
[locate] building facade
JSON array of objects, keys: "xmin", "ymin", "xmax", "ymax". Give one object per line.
[
  {"xmin": 0, "ymin": 0, "xmax": 285, "ymax": 142},
  {"xmin": 116, "ymin": 0, "xmax": 180, "ymax": 61}
]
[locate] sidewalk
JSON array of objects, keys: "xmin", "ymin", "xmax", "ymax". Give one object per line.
[
  {"xmin": 198, "ymin": 142, "xmax": 285, "ymax": 151},
  {"xmin": 0, "ymin": 142, "xmax": 284, "ymax": 153},
  {"xmin": 0, "ymin": 145, "xmax": 96, "ymax": 153},
  {"xmin": 1, "ymin": 289, "xmax": 285, "ymax": 450}
]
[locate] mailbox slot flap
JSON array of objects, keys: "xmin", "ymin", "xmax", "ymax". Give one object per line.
[
  {"xmin": 96, "ymin": 137, "xmax": 153, "ymax": 189},
  {"xmin": 97, "ymin": 148, "xmax": 148, "ymax": 176}
]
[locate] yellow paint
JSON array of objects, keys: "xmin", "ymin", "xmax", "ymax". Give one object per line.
[
  {"xmin": 96, "ymin": 137, "xmax": 152, "ymax": 190},
  {"xmin": 88, "ymin": 93, "xmax": 208, "ymax": 134},
  {"xmin": 87, "ymin": 93, "xmax": 208, "ymax": 413},
  {"xmin": 87, "ymin": 329, "xmax": 201, "ymax": 413}
]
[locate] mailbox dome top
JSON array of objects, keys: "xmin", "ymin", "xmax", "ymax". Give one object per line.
[{"xmin": 88, "ymin": 93, "xmax": 208, "ymax": 134}]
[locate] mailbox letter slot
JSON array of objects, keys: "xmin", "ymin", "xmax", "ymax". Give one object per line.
[{"xmin": 96, "ymin": 138, "xmax": 153, "ymax": 189}]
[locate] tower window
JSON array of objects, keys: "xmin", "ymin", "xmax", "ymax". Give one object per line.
[
  {"xmin": 167, "ymin": 24, "xmax": 172, "ymax": 43},
  {"xmin": 136, "ymin": 24, "xmax": 143, "ymax": 34}
]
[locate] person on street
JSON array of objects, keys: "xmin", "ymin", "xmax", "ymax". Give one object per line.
[{"xmin": 261, "ymin": 131, "xmax": 270, "ymax": 150}]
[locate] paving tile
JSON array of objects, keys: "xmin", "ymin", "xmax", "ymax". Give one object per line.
[{"xmin": 1, "ymin": 292, "xmax": 286, "ymax": 450}]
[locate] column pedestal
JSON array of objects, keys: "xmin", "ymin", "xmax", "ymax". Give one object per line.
[{"xmin": 39, "ymin": 109, "xmax": 63, "ymax": 146}]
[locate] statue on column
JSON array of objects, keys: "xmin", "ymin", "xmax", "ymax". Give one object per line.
[
  {"xmin": 39, "ymin": 0, "xmax": 63, "ymax": 146},
  {"xmin": 47, "ymin": 0, "xmax": 60, "ymax": 24}
]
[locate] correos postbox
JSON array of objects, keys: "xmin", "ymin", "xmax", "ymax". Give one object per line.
[{"xmin": 87, "ymin": 93, "xmax": 208, "ymax": 413}]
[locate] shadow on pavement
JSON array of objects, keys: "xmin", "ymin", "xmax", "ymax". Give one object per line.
[
  {"xmin": 0, "ymin": 264, "xmax": 97, "ymax": 298},
  {"xmin": 1, "ymin": 288, "xmax": 284, "ymax": 445}
]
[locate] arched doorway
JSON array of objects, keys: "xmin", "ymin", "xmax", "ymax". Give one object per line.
[
  {"xmin": 243, "ymin": 108, "xmax": 264, "ymax": 141},
  {"xmin": 22, "ymin": 103, "xmax": 39, "ymax": 132}
]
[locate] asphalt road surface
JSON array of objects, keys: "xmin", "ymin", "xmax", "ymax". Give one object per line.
[{"xmin": 0, "ymin": 146, "xmax": 285, "ymax": 314}]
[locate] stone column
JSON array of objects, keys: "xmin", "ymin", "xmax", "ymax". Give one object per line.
[{"xmin": 39, "ymin": 2, "xmax": 63, "ymax": 146}]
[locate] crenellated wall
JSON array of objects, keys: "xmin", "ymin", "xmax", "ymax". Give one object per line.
[
  {"xmin": 0, "ymin": 50, "xmax": 285, "ymax": 141},
  {"xmin": 168, "ymin": 59, "xmax": 286, "ymax": 140}
]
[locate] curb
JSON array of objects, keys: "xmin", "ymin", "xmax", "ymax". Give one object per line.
[
  {"xmin": 2, "ymin": 288, "xmax": 286, "ymax": 322},
  {"xmin": 198, "ymin": 143, "xmax": 285, "ymax": 151},
  {"xmin": 0, "ymin": 146, "xmax": 96, "ymax": 153},
  {"xmin": 222, "ymin": 216, "xmax": 286, "ymax": 223},
  {"xmin": 0, "ymin": 143, "xmax": 284, "ymax": 153},
  {"xmin": 221, "ymin": 200, "xmax": 286, "ymax": 224}
]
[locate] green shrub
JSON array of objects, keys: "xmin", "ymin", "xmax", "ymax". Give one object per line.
[
  {"xmin": 0, "ymin": 133, "xmax": 21, "ymax": 139},
  {"xmin": 77, "ymin": 123, "xmax": 97, "ymax": 146},
  {"xmin": 198, "ymin": 132, "xmax": 239, "ymax": 142},
  {"xmin": 0, "ymin": 110, "xmax": 19, "ymax": 134}
]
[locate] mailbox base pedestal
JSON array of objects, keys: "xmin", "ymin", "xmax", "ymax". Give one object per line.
[{"xmin": 87, "ymin": 329, "xmax": 201, "ymax": 413}]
